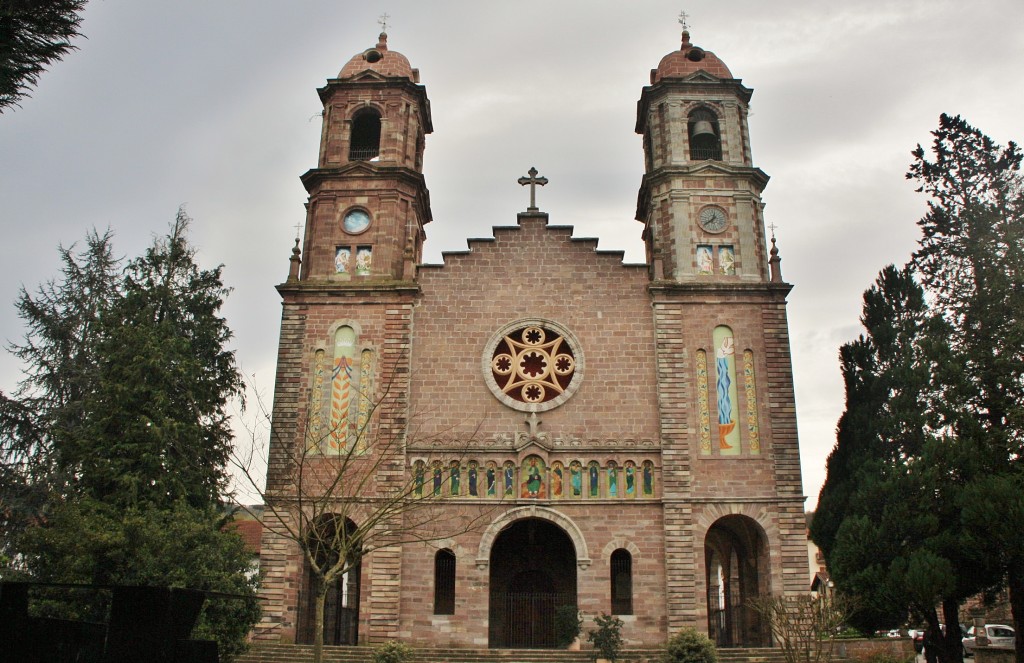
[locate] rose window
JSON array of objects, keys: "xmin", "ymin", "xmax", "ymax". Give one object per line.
[{"xmin": 483, "ymin": 320, "xmax": 583, "ymax": 412}]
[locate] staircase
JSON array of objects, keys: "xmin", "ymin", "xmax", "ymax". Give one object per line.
[{"xmin": 235, "ymin": 645, "xmax": 790, "ymax": 663}]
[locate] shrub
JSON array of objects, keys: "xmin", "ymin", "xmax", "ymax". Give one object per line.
[
  {"xmin": 371, "ymin": 640, "xmax": 413, "ymax": 663},
  {"xmin": 661, "ymin": 628, "xmax": 719, "ymax": 663},
  {"xmin": 554, "ymin": 605, "xmax": 583, "ymax": 648},
  {"xmin": 588, "ymin": 612, "xmax": 624, "ymax": 661}
]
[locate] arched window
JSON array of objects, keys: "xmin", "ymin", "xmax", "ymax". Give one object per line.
[
  {"xmin": 434, "ymin": 548, "xmax": 456, "ymax": 615},
  {"xmin": 688, "ymin": 108, "xmax": 722, "ymax": 161},
  {"xmin": 349, "ymin": 109, "xmax": 381, "ymax": 161},
  {"xmin": 610, "ymin": 548, "xmax": 633, "ymax": 615}
]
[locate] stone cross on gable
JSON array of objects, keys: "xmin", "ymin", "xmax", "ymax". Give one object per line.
[
  {"xmin": 517, "ymin": 167, "xmax": 548, "ymax": 212},
  {"xmin": 525, "ymin": 412, "xmax": 542, "ymax": 439}
]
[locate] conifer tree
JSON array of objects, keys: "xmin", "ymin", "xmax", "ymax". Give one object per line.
[
  {"xmin": 908, "ymin": 114, "xmax": 1024, "ymax": 658},
  {"xmin": 0, "ymin": 211, "xmax": 258, "ymax": 659},
  {"xmin": 815, "ymin": 115, "xmax": 1024, "ymax": 663},
  {"xmin": 0, "ymin": 0, "xmax": 87, "ymax": 111}
]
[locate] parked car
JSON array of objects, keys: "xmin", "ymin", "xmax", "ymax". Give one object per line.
[{"xmin": 963, "ymin": 624, "xmax": 1015, "ymax": 657}]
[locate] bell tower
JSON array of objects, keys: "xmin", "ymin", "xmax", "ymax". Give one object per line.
[
  {"xmin": 638, "ymin": 22, "xmax": 808, "ymax": 641},
  {"xmin": 635, "ymin": 27, "xmax": 770, "ymax": 283},
  {"xmin": 260, "ymin": 29, "xmax": 431, "ymax": 645},
  {"xmin": 297, "ymin": 30, "xmax": 432, "ymax": 283}
]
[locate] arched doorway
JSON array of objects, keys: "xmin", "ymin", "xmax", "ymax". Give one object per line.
[
  {"xmin": 705, "ymin": 515, "xmax": 769, "ymax": 647},
  {"xmin": 489, "ymin": 518, "xmax": 577, "ymax": 648},
  {"xmin": 297, "ymin": 515, "xmax": 361, "ymax": 646}
]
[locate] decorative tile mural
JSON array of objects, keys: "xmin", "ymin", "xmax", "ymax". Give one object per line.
[
  {"xmin": 355, "ymin": 246, "xmax": 372, "ymax": 275},
  {"xmin": 743, "ymin": 350, "xmax": 760, "ymax": 454},
  {"xmin": 718, "ymin": 246, "xmax": 735, "ymax": 275},
  {"xmin": 696, "ymin": 245, "xmax": 714, "ymax": 274},
  {"xmin": 335, "ymin": 247, "xmax": 351, "ymax": 274},
  {"xmin": 713, "ymin": 326, "xmax": 740, "ymax": 455},
  {"xmin": 697, "ymin": 349, "xmax": 712, "ymax": 454}
]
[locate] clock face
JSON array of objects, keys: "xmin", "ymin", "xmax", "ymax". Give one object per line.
[
  {"xmin": 698, "ymin": 206, "xmax": 728, "ymax": 233},
  {"xmin": 343, "ymin": 209, "xmax": 371, "ymax": 234}
]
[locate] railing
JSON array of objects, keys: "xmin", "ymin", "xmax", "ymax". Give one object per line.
[
  {"xmin": 349, "ymin": 147, "xmax": 380, "ymax": 161},
  {"xmin": 690, "ymin": 145, "xmax": 722, "ymax": 161}
]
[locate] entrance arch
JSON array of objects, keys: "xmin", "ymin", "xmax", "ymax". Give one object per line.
[
  {"xmin": 297, "ymin": 515, "xmax": 361, "ymax": 646},
  {"xmin": 705, "ymin": 515, "xmax": 770, "ymax": 647},
  {"xmin": 488, "ymin": 518, "xmax": 577, "ymax": 648}
]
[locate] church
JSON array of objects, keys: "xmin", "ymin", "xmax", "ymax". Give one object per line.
[{"xmin": 256, "ymin": 23, "xmax": 810, "ymax": 651}]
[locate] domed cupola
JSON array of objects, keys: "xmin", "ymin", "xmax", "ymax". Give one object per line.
[
  {"xmin": 339, "ymin": 32, "xmax": 420, "ymax": 83},
  {"xmin": 651, "ymin": 30, "xmax": 733, "ymax": 83}
]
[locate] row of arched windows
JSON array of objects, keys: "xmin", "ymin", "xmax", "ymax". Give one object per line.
[
  {"xmin": 412, "ymin": 457, "xmax": 656, "ymax": 500},
  {"xmin": 431, "ymin": 547, "xmax": 633, "ymax": 616}
]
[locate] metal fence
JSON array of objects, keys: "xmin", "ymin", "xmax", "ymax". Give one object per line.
[{"xmin": 495, "ymin": 592, "xmax": 573, "ymax": 648}]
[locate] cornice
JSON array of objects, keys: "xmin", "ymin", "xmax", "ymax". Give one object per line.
[
  {"xmin": 300, "ymin": 163, "xmax": 428, "ymax": 191},
  {"xmin": 647, "ymin": 280, "xmax": 793, "ymax": 297},
  {"xmin": 276, "ymin": 280, "xmax": 420, "ymax": 298},
  {"xmin": 318, "ymin": 77, "xmax": 433, "ymax": 132},
  {"xmin": 635, "ymin": 77, "xmax": 753, "ymax": 133}
]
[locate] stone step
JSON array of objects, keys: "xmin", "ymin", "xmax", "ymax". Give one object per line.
[{"xmin": 236, "ymin": 644, "xmax": 790, "ymax": 663}]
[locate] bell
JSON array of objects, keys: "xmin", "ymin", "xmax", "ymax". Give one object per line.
[{"xmin": 692, "ymin": 120, "xmax": 716, "ymax": 139}]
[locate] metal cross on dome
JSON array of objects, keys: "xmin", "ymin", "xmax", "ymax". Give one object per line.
[
  {"xmin": 517, "ymin": 167, "xmax": 548, "ymax": 212},
  {"xmin": 378, "ymin": 12, "xmax": 390, "ymax": 33},
  {"xmin": 678, "ymin": 10, "xmax": 690, "ymax": 31}
]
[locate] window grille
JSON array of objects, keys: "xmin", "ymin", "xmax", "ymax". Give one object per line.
[
  {"xmin": 434, "ymin": 549, "xmax": 456, "ymax": 615},
  {"xmin": 610, "ymin": 549, "xmax": 633, "ymax": 615}
]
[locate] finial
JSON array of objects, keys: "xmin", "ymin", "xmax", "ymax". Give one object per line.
[
  {"xmin": 378, "ymin": 12, "xmax": 390, "ymax": 33},
  {"xmin": 517, "ymin": 167, "xmax": 549, "ymax": 212},
  {"xmin": 768, "ymin": 224, "xmax": 782, "ymax": 283},
  {"xmin": 678, "ymin": 9, "xmax": 691, "ymax": 45},
  {"xmin": 294, "ymin": 221, "xmax": 303, "ymax": 242},
  {"xmin": 288, "ymin": 236, "xmax": 302, "ymax": 282}
]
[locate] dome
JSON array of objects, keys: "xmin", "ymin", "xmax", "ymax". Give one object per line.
[
  {"xmin": 338, "ymin": 32, "xmax": 418, "ymax": 82},
  {"xmin": 652, "ymin": 31, "xmax": 732, "ymax": 83}
]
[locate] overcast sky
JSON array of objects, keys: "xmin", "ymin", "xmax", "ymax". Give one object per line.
[{"xmin": 2, "ymin": 1, "xmax": 1023, "ymax": 509}]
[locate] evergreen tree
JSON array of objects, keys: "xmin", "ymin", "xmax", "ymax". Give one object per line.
[
  {"xmin": 0, "ymin": 211, "xmax": 257, "ymax": 658},
  {"xmin": 0, "ymin": 0, "xmax": 87, "ymax": 111},
  {"xmin": 815, "ymin": 115, "xmax": 1024, "ymax": 663},
  {"xmin": 812, "ymin": 266, "xmax": 972, "ymax": 640},
  {"xmin": 0, "ymin": 229, "xmax": 119, "ymax": 552},
  {"xmin": 69, "ymin": 210, "xmax": 242, "ymax": 509},
  {"xmin": 908, "ymin": 114, "xmax": 1024, "ymax": 658}
]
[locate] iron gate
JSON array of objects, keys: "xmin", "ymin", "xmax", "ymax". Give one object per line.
[{"xmin": 496, "ymin": 591, "xmax": 573, "ymax": 648}]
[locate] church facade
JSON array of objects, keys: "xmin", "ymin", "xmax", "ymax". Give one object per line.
[{"xmin": 256, "ymin": 27, "xmax": 810, "ymax": 650}]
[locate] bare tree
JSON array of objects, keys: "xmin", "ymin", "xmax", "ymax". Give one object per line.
[
  {"xmin": 749, "ymin": 594, "xmax": 852, "ymax": 663},
  {"xmin": 232, "ymin": 371, "xmax": 494, "ymax": 663}
]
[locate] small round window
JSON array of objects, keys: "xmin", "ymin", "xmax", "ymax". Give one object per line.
[
  {"xmin": 343, "ymin": 209, "xmax": 371, "ymax": 234},
  {"xmin": 482, "ymin": 319, "xmax": 584, "ymax": 412}
]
